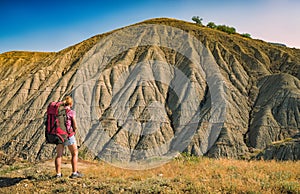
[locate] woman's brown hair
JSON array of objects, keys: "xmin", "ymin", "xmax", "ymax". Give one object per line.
[{"xmin": 64, "ymin": 96, "xmax": 73, "ymax": 107}]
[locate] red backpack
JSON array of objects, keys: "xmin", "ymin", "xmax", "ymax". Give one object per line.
[{"xmin": 45, "ymin": 102, "xmax": 70, "ymax": 144}]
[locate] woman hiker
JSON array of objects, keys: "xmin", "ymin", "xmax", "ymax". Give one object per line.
[{"xmin": 55, "ymin": 96, "xmax": 83, "ymax": 178}]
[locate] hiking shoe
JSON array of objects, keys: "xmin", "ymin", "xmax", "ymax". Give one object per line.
[
  {"xmin": 54, "ymin": 174, "xmax": 63, "ymax": 178},
  {"xmin": 69, "ymin": 172, "xmax": 84, "ymax": 178}
]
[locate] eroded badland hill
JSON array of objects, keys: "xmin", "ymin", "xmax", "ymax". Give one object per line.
[{"xmin": 0, "ymin": 18, "xmax": 299, "ymax": 167}]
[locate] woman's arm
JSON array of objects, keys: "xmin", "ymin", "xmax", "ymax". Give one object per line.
[{"xmin": 71, "ymin": 117, "xmax": 78, "ymax": 132}]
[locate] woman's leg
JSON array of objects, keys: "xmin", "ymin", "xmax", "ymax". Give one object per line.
[
  {"xmin": 55, "ymin": 144, "xmax": 64, "ymax": 174},
  {"xmin": 68, "ymin": 143, "xmax": 78, "ymax": 173}
]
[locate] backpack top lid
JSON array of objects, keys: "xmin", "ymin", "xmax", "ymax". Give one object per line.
[{"xmin": 47, "ymin": 101, "xmax": 64, "ymax": 115}]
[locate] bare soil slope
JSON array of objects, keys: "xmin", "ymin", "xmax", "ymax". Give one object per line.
[{"xmin": 0, "ymin": 18, "xmax": 299, "ymax": 164}]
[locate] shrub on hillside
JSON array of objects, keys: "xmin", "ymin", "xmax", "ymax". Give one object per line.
[
  {"xmin": 192, "ymin": 16, "xmax": 203, "ymax": 25},
  {"xmin": 242, "ymin": 33, "xmax": 251, "ymax": 38},
  {"xmin": 216, "ymin": 25, "xmax": 236, "ymax": 34},
  {"xmin": 207, "ymin": 22, "xmax": 217, "ymax": 29},
  {"xmin": 193, "ymin": 17, "xmax": 252, "ymax": 37}
]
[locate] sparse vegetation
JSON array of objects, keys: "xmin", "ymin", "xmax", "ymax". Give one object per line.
[
  {"xmin": 0, "ymin": 156, "xmax": 299, "ymax": 193},
  {"xmin": 242, "ymin": 33, "xmax": 251, "ymax": 38},
  {"xmin": 192, "ymin": 16, "xmax": 251, "ymax": 37},
  {"xmin": 206, "ymin": 21, "xmax": 217, "ymax": 29},
  {"xmin": 206, "ymin": 21, "xmax": 237, "ymax": 34},
  {"xmin": 216, "ymin": 24, "xmax": 236, "ymax": 34}
]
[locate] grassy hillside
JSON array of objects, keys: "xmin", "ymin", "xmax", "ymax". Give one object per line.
[{"xmin": 0, "ymin": 155, "xmax": 299, "ymax": 193}]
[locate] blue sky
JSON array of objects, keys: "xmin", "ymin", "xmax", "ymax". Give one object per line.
[{"xmin": 1, "ymin": 0, "xmax": 300, "ymax": 53}]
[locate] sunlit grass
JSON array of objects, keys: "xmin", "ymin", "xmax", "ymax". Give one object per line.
[
  {"xmin": 1, "ymin": 156, "xmax": 299, "ymax": 193},
  {"xmin": 70, "ymin": 156, "xmax": 300, "ymax": 193}
]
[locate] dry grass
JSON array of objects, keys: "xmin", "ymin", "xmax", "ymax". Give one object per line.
[{"xmin": 0, "ymin": 156, "xmax": 299, "ymax": 193}]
